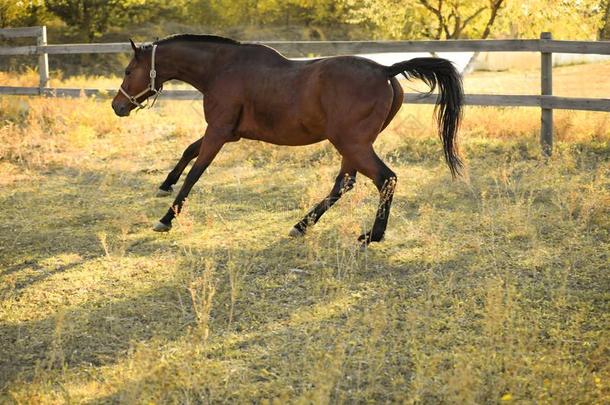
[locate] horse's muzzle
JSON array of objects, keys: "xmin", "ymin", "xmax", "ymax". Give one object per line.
[{"xmin": 112, "ymin": 100, "xmax": 131, "ymax": 117}]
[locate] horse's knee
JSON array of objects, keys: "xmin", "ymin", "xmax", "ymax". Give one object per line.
[
  {"xmin": 181, "ymin": 139, "xmax": 203, "ymax": 160},
  {"xmin": 182, "ymin": 146, "xmax": 198, "ymax": 160}
]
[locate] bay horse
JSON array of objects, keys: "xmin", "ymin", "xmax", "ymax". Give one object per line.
[{"xmin": 111, "ymin": 35, "xmax": 463, "ymax": 246}]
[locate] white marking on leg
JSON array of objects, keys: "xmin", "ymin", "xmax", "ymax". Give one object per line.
[
  {"xmin": 155, "ymin": 187, "xmax": 173, "ymax": 197},
  {"xmin": 288, "ymin": 227, "xmax": 304, "ymax": 238},
  {"xmin": 152, "ymin": 221, "xmax": 172, "ymax": 232}
]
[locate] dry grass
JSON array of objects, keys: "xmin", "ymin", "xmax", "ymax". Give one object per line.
[
  {"xmin": 0, "ymin": 63, "xmax": 608, "ymax": 403},
  {"xmin": 462, "ymin": 60, "xmax": 610, "ymax": 98}
]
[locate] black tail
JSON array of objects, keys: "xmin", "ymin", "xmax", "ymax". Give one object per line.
[{"xmin": 386, "ymin": 57, "xmax": 464, "ymax": 178}]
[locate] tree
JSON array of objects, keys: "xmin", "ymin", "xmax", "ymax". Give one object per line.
[
  {"xmin": 44, "ymin": 0, "xmax": 188, "ymax": 41},
  {"xmin": 416, "ymin": 0, "xmax": 505, "ymax": 39},
  {"xmin": 45, "ymin": 0, "xmax": 122, "ymax": 41},
  {"xmin": 0, "ymin": 0, "xmax": 46, "ymax": 28},
  {"xmin": 344, "ymin": 0, "xmax": 421, "ymax": 39},
  {"xmin": 498, "ymin": 0, "xmax": 602, "ymax": 40},
  {"xmin": 600, "ymin": 0, "xmax": 610, "ymax": 39},
  {"xmin": 345, "ymin": 0, "xmax": 506, "ymax": 40},
  {"xmin": 416, "ymin": 0, "xmax": 505, "ymax": 72}
]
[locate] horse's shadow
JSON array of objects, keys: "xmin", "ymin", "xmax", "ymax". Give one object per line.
[{"xmin": 0, "ymin": 156, "xmax": 472, "ymax": 394}]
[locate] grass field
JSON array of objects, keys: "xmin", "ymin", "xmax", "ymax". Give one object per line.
[{"xmin": 0, "ymin": 62, "xmax": 609, "ymax": 403}]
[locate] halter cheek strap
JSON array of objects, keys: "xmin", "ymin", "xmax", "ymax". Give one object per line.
[{"xmin": 119, "ymin": 44, "xmax": 162, "ymax": 110}]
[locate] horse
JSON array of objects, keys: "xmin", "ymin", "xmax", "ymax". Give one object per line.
[{"xmin": 111, "ymin": 34, "xmax": 463, "ymax": 246}]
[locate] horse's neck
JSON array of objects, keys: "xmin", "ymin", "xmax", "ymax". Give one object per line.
[{"xmin": 161, "ymin": 42, "xmax": 235, "ymax": 93}]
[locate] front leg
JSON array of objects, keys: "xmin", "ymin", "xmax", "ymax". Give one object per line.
[
  {"xmin": 153, "ymin": 125, "xmax": 230, "ymax": 232},
  {"xmin": 157, "ymin": 137, "xmax": 203, "ymax": 196}
]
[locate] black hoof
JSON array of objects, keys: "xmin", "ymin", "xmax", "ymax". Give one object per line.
[{"xmin": 358, "ymin": 232, "xmax": 384, "ymax": 245}]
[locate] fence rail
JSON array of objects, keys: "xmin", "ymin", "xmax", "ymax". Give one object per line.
[
  {"xmin": 1, "ymin": 87, "xmax": 606, "ymax": 113},
  {"xmin": 1, "ymin": 26, "xmax": 610, "ymax": 155},
  {"xmin": 2, "ymin": 39, "xmax": 610, "ymax": 56}
]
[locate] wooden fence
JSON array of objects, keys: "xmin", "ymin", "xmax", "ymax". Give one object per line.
[{"xmin": 1, "ymin": 26, "xmax": 609, "ymax": 155}]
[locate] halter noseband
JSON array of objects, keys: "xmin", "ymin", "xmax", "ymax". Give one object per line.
[{"xmin": 119, "ymin": 44, "xmax": 162, "ymax": 110}]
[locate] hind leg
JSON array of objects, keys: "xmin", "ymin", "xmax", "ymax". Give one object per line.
[
  {"xmin": 157, "ymin": 137, "xmax": 203, "ymax": 196},
  {"xmin": 154, "ymin": 127, "xmax": 228, "ymax": 231},
  {"xmin": 338, "ymin": 144, "xmax": 397, "ymax": 245},
  {"xmin": 290, "ymin": 159, "xmax": 356, "ymax": 237}
]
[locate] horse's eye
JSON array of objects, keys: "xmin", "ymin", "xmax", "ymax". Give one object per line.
[{"xmin": 125, "ymin": 69, "xmax": 131, "ymax": 76}]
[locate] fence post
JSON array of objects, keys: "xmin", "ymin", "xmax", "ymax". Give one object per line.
[
  {"xmin": 540, "ymin": 32, "xmax": 553, "ymax": 156},
  {"xmin": 37, "ymin": 25, "xmax": 49, "ymax": 93}
]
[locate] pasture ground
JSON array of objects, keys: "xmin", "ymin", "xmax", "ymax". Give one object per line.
[{"xmin": 0, "ymin": 63, "xmax": 609, "ymax": 403}]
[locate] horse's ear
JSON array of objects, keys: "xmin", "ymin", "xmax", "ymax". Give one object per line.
[{"xmin": 129, "ymin": 39, "xmax": 139, "ymax": 59}]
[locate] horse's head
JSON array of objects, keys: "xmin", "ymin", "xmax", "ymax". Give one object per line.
[{"xmin": 112, "ymin": 40, "xmax": 161, "ymax": 117}]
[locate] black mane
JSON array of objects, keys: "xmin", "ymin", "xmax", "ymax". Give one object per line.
[{"xmin": 153, "ymin": 34, "xmax": 240, "ymax": 46}]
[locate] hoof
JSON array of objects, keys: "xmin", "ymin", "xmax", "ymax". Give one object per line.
[
  {"xmin": 152, "ymin": 221, "xmax": 172, "ymax": 232},
  {"xmin": 358, "ymin": 232, "xmax": 384, "ymax": 245},
  {"xmin": 155, "ymin": 187, "xmax": 173, "ymax": 197},
  {"xmin": 288, "ymin": 227, "xmax": 305, "ymax": 238}
]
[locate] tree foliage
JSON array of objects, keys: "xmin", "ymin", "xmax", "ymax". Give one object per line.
[
  {"xmin": 0, "ymin": 0, "xmax": 606, "ymax": 41},
  {"xmin": 597, "ymin": 0, "xmax": 610, "ymax": 39},
  {"xmin": 0, "ymin": 0, "xmax": 46, "ymax": 28},
  {"xmin": 416, "ymin": 0, "xmax": 505, "ymax": 39},
  {"xmin": 45, "ymin": 0, "xmax": 121, "ymax": 40},
  {"xmin": 498, "ymin": 0, "xmax": 604, "ymax": 40}
]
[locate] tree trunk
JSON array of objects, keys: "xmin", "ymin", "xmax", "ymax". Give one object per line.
[
  {"xmin": 600, "ymin": 0, "xmax": 610, "ymax": 40},
  {"xmin": 462, "ymin": 0, "xmax": 505, "ymax": 74}
]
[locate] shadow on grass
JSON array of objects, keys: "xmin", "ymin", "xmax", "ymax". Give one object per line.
[
  {"xmin": 0, "ymin": 281, "xmax": 187, "ymax": 386},
  {"xmin": 0, "ymin": 155, "xmax": 480, "ymax": 399},
  {"xmin": 0, "ymin": 231, "xmax": 450, "ymax": 390}
]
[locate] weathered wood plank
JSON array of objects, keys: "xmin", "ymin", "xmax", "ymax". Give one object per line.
[
  {"xmin": 42, "ymin": 88, "xmax": 112, "ymax": 97},
  {"xmin": 40, "ymin": 43, "xmax": 132, "ymax": 54},
  {"xmin": 3, "ymin": 40, "xmax": 541, "ymax": 56},
  {"xmin": 160, "ymin": 90, "xmax": 202, "ymax": 100},
  {"xmin": 1, "ymin": 87, "xmax": 608, "ymax": 112},
  {"xmin": 254, "ymin": 39, "xmax": 541, "ymax": 55},
  {"xmin": 2, "ymin": 39, "xmax": 609, "ymax": 56},
  {"xmin": 540, "ymin": 32, "xmax": 553, "ymax": 156},
  {"xmin": 0, "ymin": 26, "xmax": 42, "ymax": 39},
  {"xmin": 465, "ymin": 94, "xmax": 541, "ymax": 107},
  {"xmin": 0, "ymin": 45, "xmax": 37, "ymax": 55},
  {"xmin": 405, "ymin": 93, "xmax": 610, "ymax": 111},
  {"xmin": 0, "ymin": 86, "xmax": 40, "ymax": 95},
  {"xmin": 541, "ymin": 96, "xmax": 610, "ymax": 112},
  {"xmin": 404, "ymin": 93, "xmax": 541, "ymax": 107},
  {"xmin": 542, "ymin": 40, "xmax": 610, "ymax": 55},
  {"xmin": 0, "ymin": 87, "xmax": 203, "ymax": 99},
  {"xmin": 38, "ymin": 26, "xmax": 49, "ymax": 90}
]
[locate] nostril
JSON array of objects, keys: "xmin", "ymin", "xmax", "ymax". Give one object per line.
[{"xmin": 112, "ymin": 103, "xmax": 127, "ymax": 116}]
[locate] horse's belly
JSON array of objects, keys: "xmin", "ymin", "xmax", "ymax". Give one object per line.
[
  {"xmin": 236, "ymin": 111, "xmax": 326, "ymax": 146},
  {"xmin": 237, "ymin": 128, "xmax": 325, "ymax": 146}
]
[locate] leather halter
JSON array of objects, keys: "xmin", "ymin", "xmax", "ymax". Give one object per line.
[{"xmin": 119, "ymin": 44, "xmax": 162, "ymax": 110}]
